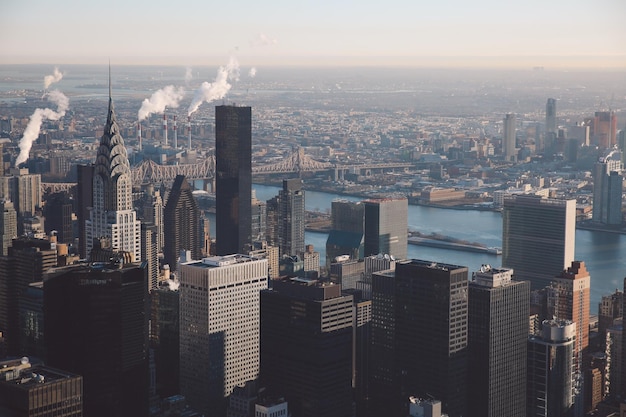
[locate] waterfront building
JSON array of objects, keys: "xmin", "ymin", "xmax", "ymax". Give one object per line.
[
  {"xmin": 468, "ymin": 266, "xmax": 530, "ymax": 417},
  {"xmin": 364, "ymin": 198, "xmax": 408, "ymax": 260},
  {"xmin": 281, "ymin": 179, "xmax": 305, "ymax": 257},
  {"xmin": 179, "ymin": 255, "xmax": 268, "ymax": 415},
  {"xmin": 85, "ymin": 87, "xmax": 141, "ymax": 262},
  {"xmin": 502, "ymin": 195, "xmax": 576, "ymax": 290},
  {"xmin": 592, "ymin": 150, "xmax": 622, "ymax": 225},
  {"xmin": 44, "ymin": 260, "xmax": 149, "ymax": 417},
  {"xmin": 527, "ymin": 320, "xmax": 576, "ymax": 417},
  {"xmin": 503, "ymin": 113, "xmax": 517, "ymax": 162},
  {"xmin": 163, "ymin": 175, "xmax": 200, "ymax": 271},
  {"xmin": 260, "ymin": 278, "xmax": 354, "ymax": 417},
  {"xmin": 215, "ymin": 105, "xmax": 252, "ymax": 256},
  {"xmin": 394, "ymin": 259, "xmax": 468, "ymax": 417},
  {"xmin": 326, "ymin": 199, "xmax": 364, "ymax": 268},
  {"xmin": 0, "ymin": 358, "xmax": 83, "ymax": 416}
]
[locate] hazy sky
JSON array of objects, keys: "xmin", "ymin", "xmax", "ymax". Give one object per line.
[{"xmin": 1, "ymin": 0, "xmax": 625, "ymax": 67}]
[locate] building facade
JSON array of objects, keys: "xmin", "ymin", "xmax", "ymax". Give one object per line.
[
  {"xmin": 592, "ymin": 150, "xmax": 622, "ymax": 225},
  {"xmin": 502, "ymin": 195, "xmax": 576, "ymax": 289},
  {"xmin": 468, "ymin": 266, "xmax": 530, "ymax": 417},
  {"xmin": 363, "ymin": 198, "xmax": 408, "ymax": 260},
  {"xmin": 164, "ymin": 175, "xmax": 200, "ymax": 271},
  {"xmin": 179, "ymin": 255, "xmax": 268, "ymax": 415}
]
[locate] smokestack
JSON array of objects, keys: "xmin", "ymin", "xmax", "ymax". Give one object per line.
[
  {"xmin": 188, "ymin": 116, "xmax": 192, "ymax": 149},
  {"xmin": 137, "ymin": 121, "xmax": 142, "ymax": 151},
  {"xmin": 173, "ymin": 115, "xmax": 178, "ymax": 149},
  {"xmin": 163, "ymin": 114, "xmax": 168, "ymax": 146}
]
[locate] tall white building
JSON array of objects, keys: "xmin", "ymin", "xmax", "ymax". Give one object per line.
[
  {"xmin": 179, "ymin": 254, "xmax": 268, "ymax": 415},
  {"xmin": 85, "ymin": 86, "xmax": 141, "ymax": 261}
]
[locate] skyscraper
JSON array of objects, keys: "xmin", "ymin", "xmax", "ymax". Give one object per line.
[
  {"xmin": 468, "ymin": 266, "xmax": 530, "ymax": 417},
  {"xmin": 546, "ymin": 98, "xmax": 557, "ymax": 135},
  {"xmin": 277, "ymin": 178, "xmax": 305, "ymax": 257},
  {"xmin": 394, "ymin": 260, "xmax": 468, "ymax": 417},
  {"xmin": 549, "ymin": 261, "xmax": 591, "ymax": 367},
  {"xmin": 592, "ymin": 150, "xmax": 622, "ymax": 225},
  {"xmin": 179, "ymin": 254, "xmax": 268, "ymax": 415},
  {"xmin": 85, "ymin": 85, "xmax": 140, "ymax": 262},
  {"xmin": 76, "ymin": 164, "xmax": 94, "ymax": 259},
  {"xmin": 503, "ymin": 113, "xmax": 517, "ymax": 162},
  {"xmin": 364, "ymin": 198, "xmax": 407, "ymax": 260},
  {"xmin": 215, "ymin": 105, "xmax": 252, "ymax": 256},
  {"xmin": 164, "ymin": 175, "xmax": 200, "ymax": 271},
  {"xmin": 44, "ymin": 260, "xmax": 150, "ymax": 417},
  {"xmin": 43, "ymin": 191, "xmax": 73, "ymax": 244},
  {"xmin": 0, "ymin": 199, "xmax": 17, "ymax": 256},
  {"xmin": 260, "ymin": 278, "xmax": 354, "ymax": 417},
  {"xmin": 593, "ymin": 111, "xmax": 617, "ymax": 149},
  {"xmin": 502, "ymin": 195, "xmax": 576, "ymax": 289},
  {"xmin": 527, "ymin": 320, "xmax": 576, "ymax": 417},
  {"xmin": 326, "ymin": 199, "xmax": 364, "ymax": 267}
]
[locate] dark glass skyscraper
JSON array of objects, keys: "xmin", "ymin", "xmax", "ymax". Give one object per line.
[
  {"xmin": 394, "ymin": 259, "xmax": 468, "ymax": 417},
  {"xmin": 164, "ymin": 175, "xmax": 200, "ymax": 270},
  {"xmin": 215, "ymin": 105, "xmax": 252, "ymax": 256},
  {"xmin": 44, "ymin": 261, "xmax": 149, "ymax": 417},
  {"xmin": 277, "ymin": 178, "xmax": 305, "ymax": 257},
  {"xmin": 468, "ymin": 266, "xmax": 530, "ymax": 417},
  {"xmin": 363, "ymin": 198, "xmax": 407, "ymax": 260},
  {"xmin": 260, "ymin": 278, "xmax": 354, "ymax": 417}
]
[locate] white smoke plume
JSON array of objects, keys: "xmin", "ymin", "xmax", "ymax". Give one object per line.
[
  {"xmin": 166, "ymin": 279, "xmax": 180, "ymax": 291},
  {"xmin": 16, "ymin": 90, "xmax": 69, "ymax": 166},
  {"xmin": 185, "ymin": 67, "xmax": 193, "ymax": 84},
  {"xmin": 138, "ymin": 85, "xmax": 185, "ymax": 121},
  {"xmin": 248, "ymin": 67, "xmax": 257, "ymax": 78},
  {"xmin": 43, "ymin": 67, "xmax": 63, "ymax": 89},
  {"xmin": 250, "ymin": 33, "xmax": 278, "ymax": 47},
  {"xmin": 187, "ymin": 56, "xmax": 240, "ymax": 117}
]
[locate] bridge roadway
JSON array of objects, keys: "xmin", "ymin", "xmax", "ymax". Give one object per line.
[{"xmin": 41, "ymin": 150, "xmax": 413, "ymax": 193}]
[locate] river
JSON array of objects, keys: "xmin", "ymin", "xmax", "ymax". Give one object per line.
[{"xmin": 207, "ymin": 184, "xmax": 626, "ymax": 308}]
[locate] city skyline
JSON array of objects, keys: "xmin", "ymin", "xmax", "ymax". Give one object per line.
[{"xmin": 1, "ymin": 0, "xmax": 625, "ymax": 68}]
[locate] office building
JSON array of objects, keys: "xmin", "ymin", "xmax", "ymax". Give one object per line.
[
  {"xmin": 593, "ymin": 150, "xmax": 622, "ymax": 225},
  {"xmin": 260, "ymin": 278, "xmax": 354, "ymax": 417},
  {"xmin": 138, "ymin": 184, "xmax": 164, "ymax": 253},
  {"xmin": 330, "ymin": 257, "xmax": 364, "ymax": 290},
  {"xmin": 502, "ymin": 195, "xmax": 576, "ymax": 289},
  {"xmin": 527, "ymin": 320, "xmax": 576, "ymax": 417},
  {"xmin": 251, "ymin": 191, "xmax": 267, "ymax": 242},
  {"xmin": 0, "ymin": 199, "xmax": 17, "ymax": 256},
  {"xmin": 164, "ymin": 175, "xmax": 200, "ymax": 271},
  {"xmin": 275, "ymin": 178, "xmax": 305, "ymax": 257},
  {"xmin": 76, "ymin": 164, "xmax": 94, "ymax": 259},
  {"xmin": 503, "ymin": 113, "xmax": 517, "ymax": 161},
  {"xmin": 150, "ymin": 281, "xmax": 180, "ymax": 398},
  {"xmin": 358, "ymin": 253, "xmax": 397, "ymax": 299},
  {"xmin": 255, "ymin": 398, "xmax": 288, "ymax": 417},
  {"xmin": 248, "ymin": 240, "xmax": 279, "ymax": 279},
  {"xmin": 393, "ymin": 260, "xmax": 468, "ymax": 417},
  {"xmin": 299, "ymin": 244, "xmax": 320, "ymax": 278},
  {"xmin": 179, "ymin": 255, "xmax": 268, "ymax": 415},
  {"xmin": 215, "ymin": 105, "xmax": 252, "ymax": 256},
  {"xmin": 0, "ymin": 357, "xmax": 83, "ymax": 417},
  {"xmin": 369, "ymin": 269, "xmax": 398, "ymax": 417},
  {"xmin": 606, "ymin": 322, "xmax": 623, "ymax": 399},
  {"xmin": 44, "ymin": 259, "xmax": 149, "ymax": 417},
  {"xmin": 141, "ymin": 223, "xmax": 158, "ymax": 291},
  {"xmin": 19, "ymin": 281, "xmax": 45, "ymax": 359},
  {"xmin": 85, "ymin": 89, "xmax": 141, "ymax": 262},
  {"xmin": 408, "ymin": 397, "xmax": 445, "ymax": 417},
  {"xmin": 468, "ymin": 266, "xmax": 530, "ymax": 417},
  {"xmin": 4, "ymin": 167, "xmax": 42, "ymax": 220},
  {"xmin": 599, "ymin": 289, "xmax": 622, "ymax": 337},
  {"xmin": 364, "ymin": 198, "xmax": 407, "ymax": 260},
  {"xmin": 43, "ymin": 191, "xmax": 73, "ymax": 244},
  {"xmin": 326, "ymin": 200, "xmax": 364, "ymax": 268},
  {"xmin": 593, "ymin": 111, "xmax": 617, "ymax": 149},
  {"xmin": 549, "ymin": 261, "xmax": 591, "ymax": 367}
]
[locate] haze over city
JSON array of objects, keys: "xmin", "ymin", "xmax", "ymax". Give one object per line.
[{"xmin": 1, "ymin": 0, "xmax": 625, "ymax": 68}]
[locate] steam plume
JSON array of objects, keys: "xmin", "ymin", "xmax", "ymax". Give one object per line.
[
  {"xmin": 187, "ymin": 56, "xmax": 240, "ymax": 117},
  {"xmin": 138, "ymin": 85, "xmax": 185, "ymax": 121},
  {"xmin": 250, "ymin": 33, "xmax": 278, "ymax": 47},
  {"xmin": 16, "ymin": 90, "xmax": 69, "ymax": 166},
  {"xmin": 166, "ymin": 279, "xmax": 180, "ymax": 291},
  {"xmin": 248, "ymin": 67, "xmax": 257, "ymax": 78},
  {"xmin": 185, "ymin": 67, "xmax": 193, "ymax": 84},
  {"xmin": 43, "ymin": 67, "xmax": 63, "ymax": 89}
]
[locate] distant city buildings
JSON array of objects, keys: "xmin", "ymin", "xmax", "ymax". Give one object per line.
[{"xmin": 503, "ymin": 113, "xmax": 517, "ymax": 162}]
